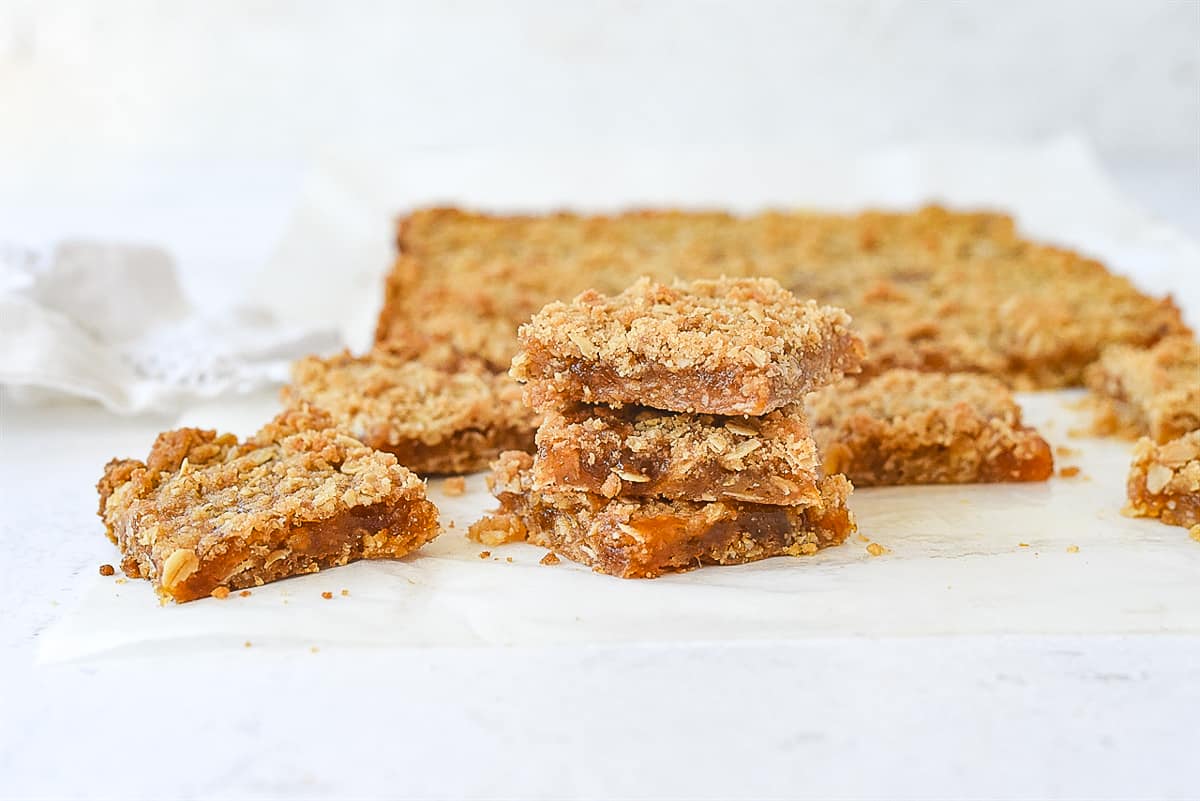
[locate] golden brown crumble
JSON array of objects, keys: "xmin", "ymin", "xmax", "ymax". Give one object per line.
[
  {"xmin": 478, "ymin": 550, "xmax": 491, "ymax": 559},
  {"xmin": 511, "ymin": 277, "xmax": 864, "ymax": 415},
  {"xmin": 808, "ymin": 369, "xmax": 1054, "ymax": 486},
  {"xmin": 470, "ymin": 451, "xmax": 854, "ymax": 578},
  {"xmin": 1125, "ymin": 431, "xmax": 1200, "ymax": 529},
  {"xmin": 211, "ymin": 587, "xmax": 230, "ymax": 599},
  {"xmin": 377, "ymin": 206, "xmax": 1187, "ymax": 387},
  {"xmin": 530, "ymin": 402, "xmax": 821, "ymax": 505},
  {"xmin": 96, "ymin": 406, "xmax": 441, "ymax": 603},
  {"xmin": 1059, "ymin": 466, "xmax": 1081, "ymax": 478},
  {"xmin": 283, "ymin": 347, "xmax": 536, "ymax": 475},
  {"xmin": 1067, "ymin": 545, "xmax": 1080, "ymax": 553},
  {"xmin": 865, "ymin": 542, "xmax": 889, "ymax": 556},
  {"xmin": 321, "ymin": 591, "xmax": 333, "ymax": 599},
  {"xmin": 98, "ymin": 564, "xmax": 115, "ymax": 577},
  {"xmin": 540, "ymin": 552, "xmax": 561, "ymax": 566},
  {"xmin": 239, "ymin": 590, "xmax": 252, "ymax": 597},
  {"xmin": 1085, "ymin": 336, "xmax": 1200, "ymax": 443}
]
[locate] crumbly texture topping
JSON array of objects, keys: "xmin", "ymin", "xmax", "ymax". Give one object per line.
[
  {"xmin": 283, "ymin": 347, "xmax": 536, "ymax": 475},
  {"xmin": 468, "ymin": 451, "xmax": 854, "ymax": 578},
  {"xmin": 531, "ymin": 402, "xmax": 821, "ymax": 504},
  {"xmin": 377, "ymin": 206, "xmax": 1188, "ymax": 387},
  {"xmin": 1125, "ymin": 431, "xmax": 1200, "ymax": 529},
  {"xmin": 808, "ymin": 369, "xmax": 1054, "ymax": 486},
  {"xmin": 1085, "ymin": 335, "xmax": 1200, "ymax": 443},
  {"xmin": 511, "ymin": 277, "xmax": 864, "ymax": 414},
  {"xmin": 97, "ymin": 406, "xmax": 440, "ymax": 602}
]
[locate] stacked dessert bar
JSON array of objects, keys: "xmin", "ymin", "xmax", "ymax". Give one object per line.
[{"xmin": 470, "ymin": 276, "xmax": 867, "ymax": 578}]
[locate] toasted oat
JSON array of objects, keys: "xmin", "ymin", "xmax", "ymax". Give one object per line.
[
  {"xmin": 98, "ymin": 564, "xmax": 115, "ymax": 577},
  {"xmin": 283, "ymin": 347, "xmax": 536, "ymax": 475},
  {"xmin": 96, "ymin": 406, "xmax": 441, "ymax": 603},
  {"xmin": 808, "ymin": 370, "xmax": 1054, "ymax": 486}
]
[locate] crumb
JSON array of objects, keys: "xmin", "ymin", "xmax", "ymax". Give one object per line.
[
  {"xmin": 506, "ymin": 557, "xmax": 513, "ymax": 563},
  {"xmin": 478, "ymin": 550, "xmax": 491, "ymax": 559},
  {"xmin": 856, "ymin": 533, "xmax": 870, "ymax": 543},
  {"xmin": 1059, "ymin": 466, "xmax": 1081, "ymax": 478},
  {"xmin": 115, "ymin": 578, "xmax": 127, "ymax": 584},
  {"xmin": 244, "ymin": 641, "xmax": 252, "ymax": 648},
  {"xmin": 1055, "ymin": 445, "xmax": 1079, "ymax": 457},
  {"xmin": 1018, "ymin": 542, "xmax": 1030, "ymax": 547},
  {"xmin": 448, "ymin": 521, "xmax": 456, "ymax": 529},
  {"xmin": 210, "ymin": 586, "xmax": 231, "ymax": 599},
  {"xmin": 239, "ymin": 590, "xmax": 252, "ymax": 597},
  {"xmin": 98, "ymin": 563, "xmax": 115, "ymax": 576},
  {"xmin": 1066, "ymin": 545, "xmax": 1080, "ymax": 553},
  {"xmin": 865, "ymin": 542, "xmax": 889, "ymax": 556},
  {"xmin": 540, "ymin": 551, "xmax": 561, "ymax": 566},
  {"xmin": 310, "ymin": 646, "xmax": 319, "ymax": 654},
  {"xmin": 442, "ymin": 476, "xmax": 467, "ymax": 496},
  {"xmin": 1190, "ymin": 525, "xmax": 1200, "ymax": 543},
  {"xmin": 340, "ymin": 589, "xmax": 349, "ymax": 596},
  {"xmin": 321, "ymin": 591, "xmax": 333, "ymax": 599}
]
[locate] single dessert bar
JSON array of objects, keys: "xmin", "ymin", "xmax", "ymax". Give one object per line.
[
  {"xmin": 1125, "ymin": 431, "xmax": 1200, "ymax": 529},
  {"xmin": 510, "ymin": 276, "xmax": 865, "ymax": 415},
  {"xmin": 1085, "ymin": 335, "xmax": 1200, "ymax": 444},
  {"xmin": 808, "ymin": 369, "xmax": 1054, "ymax": 486},
  {"xmin": 283, "ymin": 345, "xmax": 536, "ymax": 475},
  {"xmin": 97, "ymin": 406, "xmax": 440, "ymax": 603},
  {"xmin": 531, "ymin": 402, "xmax": 821, "ymax": 505},
  {"xmin": 469, "ymin": 451, "xmax": 854, "ymax": 578},
  {"xmin": 379, "ymin": 206, "xmax": 1188, "ymax": 387}
]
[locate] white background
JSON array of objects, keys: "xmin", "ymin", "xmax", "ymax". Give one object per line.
[{"xmin": 2, "ymin": 3, "xmax": 1200, "ymax": 800}]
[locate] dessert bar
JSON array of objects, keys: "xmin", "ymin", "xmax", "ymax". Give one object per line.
[
  {"xmin": 808, "ymin": 369, "xmax": 1054, "ymax": 486},
  {"xmin": 1125, "ymin": 431, "xmax": 1200, "ymax": 529},
  {"xmin": 469, "ymin": 452, "xmax": 854, "ymax": 578},
  {"xmin": 283, "ymin": 346, "xmax": 535, "ymax": 475},
  {"xmin": 378, "ymin": 206, "xmax": 1188, "ymax": 387},
  {"xmin": 97, "ymin": 406, "xmax": 440, "ymax": 602},
  {"xmin": 1085, "ymin": 335, "xmax": 1200, "ymax": 443},
  {"xmin": 510, "ymin": 276, "xmax": 864, "ymax": 415},
  {"xmin": 530, "ymin": 402, "xmax": 821, "ymax": 505}
]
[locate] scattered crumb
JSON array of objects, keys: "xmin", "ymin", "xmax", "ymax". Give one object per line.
[
  {"xmin": 1067, "ymin": 427, "xmax": 1088, "ymax": 438},
  {"xmin": 442, "ymin": 476, "xmax": 467, "ymax": 496},
  {"xmin": 310, "ymin": 646, "xmax": 320, "ymax": 654},
  {"xmin": 478, "ymin": 550, "xmax": 491, "ymax": 559},
  {"xmin": 540, "ymin": 551, "xmax": 561, "ymax": 566},
  {"xmin": 98, "ymin": 564, "xmax": 115, "ymax": 576},
  {"xmin": 1059, "ymin": 466, "xmax": 1081, "ymax": 478},
  {"xmin": 506, "ymin": 557, "xmax": 513, "ymax": 563},
  {"xmin": 210, "ymin": 586, "xmax": 231, "ymax": 599},
  {"xmin": 321, "ymin": 591, "xmax": 333, "ymax": 599},
  {"xmin": 1190, "ymin": 525, "xmax": 1200, "ymax": 543},
  {"xmin": 1055, "ymin": 445, "xmax": 1080, "ymax": 457},
  {"xmin": 244, "ymin": 641, "xmax": 252, "ymax": 648},
  {"xmin": 1066, "ymin": 545, "xmax": 1080, "ymax": 553},
  {"xmin": 855, "ymin": 533, "xmax": 870, "ymax": 543},
  {"xmin": 1018, "ymin": 543, "xmax": 1030, "ymax": 547},
  {"xmin": 340, "ymin": 589, "xmax": 349, "ymax": 597},
  {"xmin": 114, "ymin": 578, "xmax": 127, "ymax": 584},
  {"xmin": 865, "ymin": 542, "xmax": 889, "ymax": 557},
  {"xmin": 239, "ymin": 590, "xmax": 252, "ymax": 598},
  {"xmin": 448, "ymin": 521, "xmax": 456, "ymax": 529}
]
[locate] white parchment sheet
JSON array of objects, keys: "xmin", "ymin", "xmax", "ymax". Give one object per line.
[{"xmin": 38, "ymin": 137, "xmax": 1200, "ymax": 662}]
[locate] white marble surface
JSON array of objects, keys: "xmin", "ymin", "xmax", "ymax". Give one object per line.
[{"xmin": 2, "ymin": 149, "xmax": 1199, "ymax": 800}]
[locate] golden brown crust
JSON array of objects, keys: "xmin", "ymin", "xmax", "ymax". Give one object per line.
[
  {"xmin": 282, "ymin": 347, "xmax": 536, "ymax": 475},
  {"xmin": 378, "ymin": 206, "xmax": 1188, "ymax": 386},
  {"xmin": 1125, "ymin": 432, "xmax": 1200, "ymax": 529},
  {"xmin": 96, "ymin": 406, "xmax": 440, "ymax": 603},
  {"xmin": 1085, "ymin": 335, "xmax": 1200, "ymax": 443},
  {"xmin": 531, "ymin": 403, "xmax": 821, "ymax": 505},
  {"xmin": 469, "ymin": 451, "xmax": 854, "ymax": 578},
  {"xmin": 808, "ymin": 369, "xmax": 1054, "ymax": 486},
  {"xmin": 511, "ymin": 277, "xmax": 864, "ymax": 415}
]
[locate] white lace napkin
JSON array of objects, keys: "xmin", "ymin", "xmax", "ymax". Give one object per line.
[{"xmin": 0, "ymin": 241, "xmax": 340, "ymax": 414}]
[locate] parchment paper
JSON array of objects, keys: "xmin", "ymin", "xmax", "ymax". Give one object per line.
[{"xmin": 37, "ymin": 137, "xmax": 1200, "ymax": 663}]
